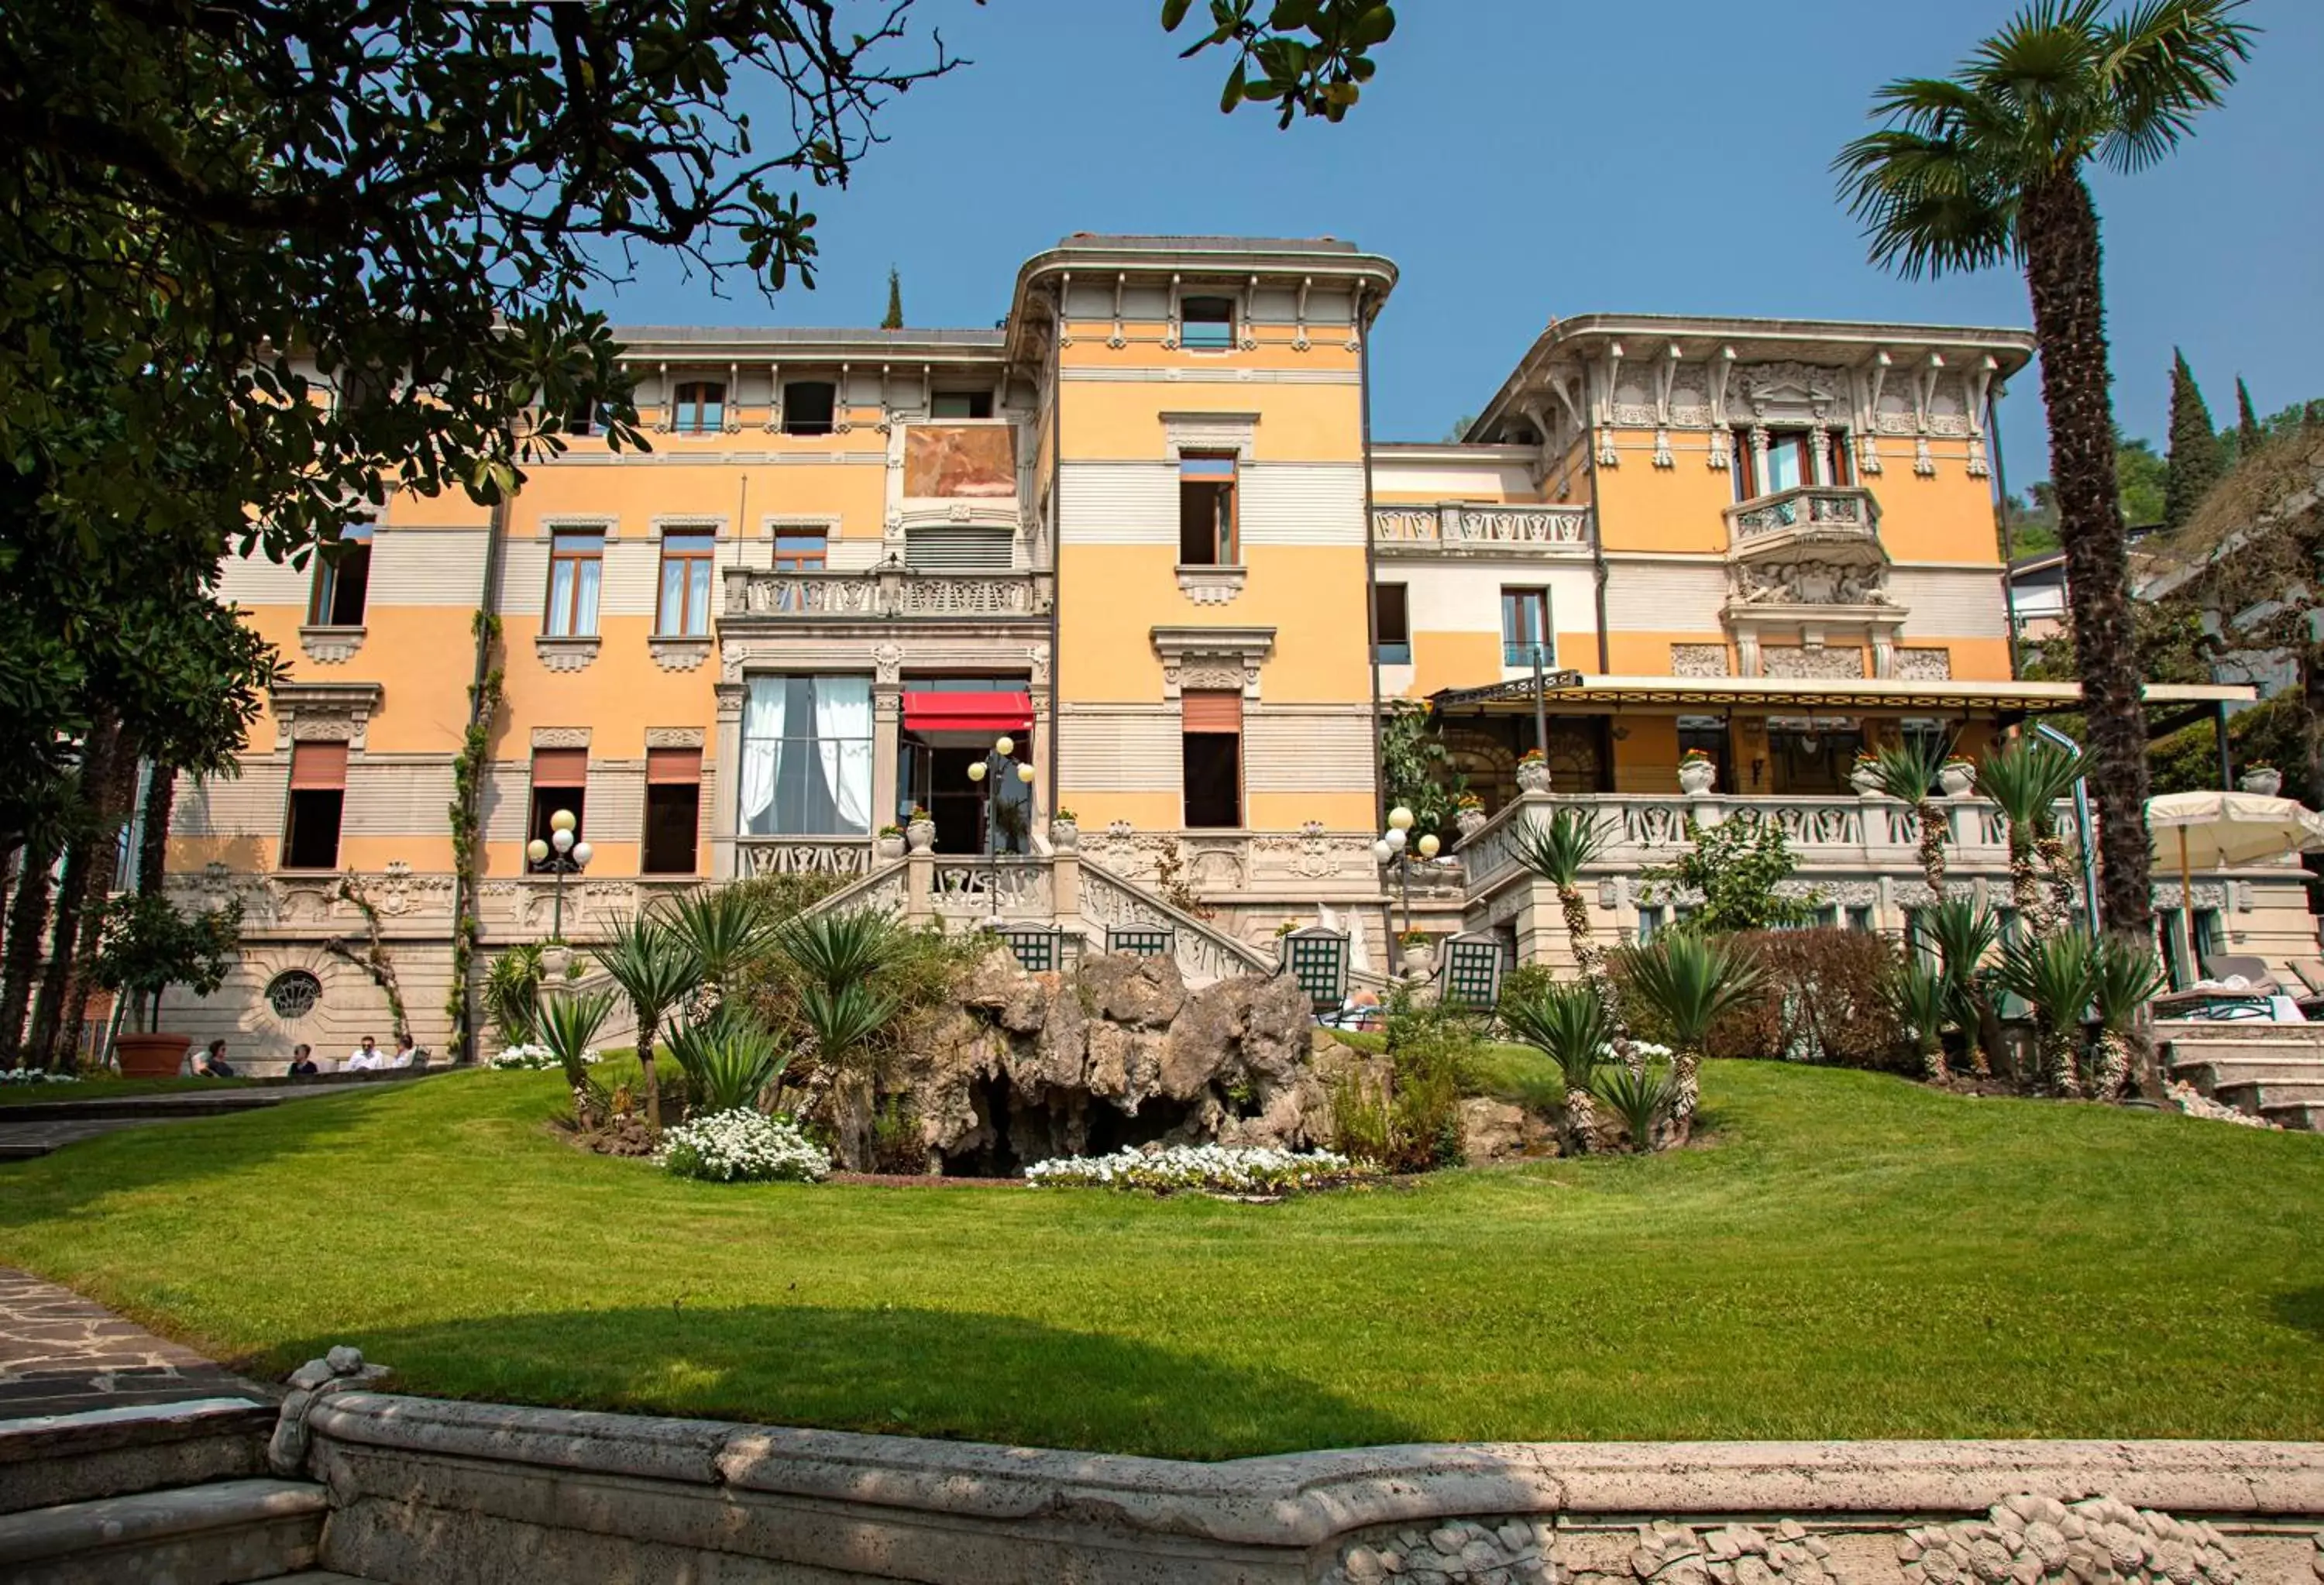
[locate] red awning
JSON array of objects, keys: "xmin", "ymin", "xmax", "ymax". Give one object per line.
[{"xmin": 903, "ymin": 691, "xmax": 1033, "ymax": 735}]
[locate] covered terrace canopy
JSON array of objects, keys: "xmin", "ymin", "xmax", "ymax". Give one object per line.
[{"xmin": 1423, "ymin": 675, "xmax": 2257, "ymax": 720}]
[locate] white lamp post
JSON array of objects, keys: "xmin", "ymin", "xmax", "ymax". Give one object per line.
[
  {"xmin": 528, "ymin": 808, "xmax": 590, "ymax": 941},
  {"xmin": 968, "ymin": 736, "xmax": 1033, "ymax": 923}
]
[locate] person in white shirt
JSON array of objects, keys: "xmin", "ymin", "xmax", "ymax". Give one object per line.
[
  {"xmin": 390, "ymin": 1034, "xmax": 418, "ymax": 1069},
  {"xmin": 344, "ymin": 1035, "xmax": 386, "ymax": 1071}
]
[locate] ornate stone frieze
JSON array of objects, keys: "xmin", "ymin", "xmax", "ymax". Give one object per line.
[
  {"xmin": 1896, "ymin": 648, "xmax": 1953, "ymax": 681},
  {"xmin": 1671, "ymin": 643, "xmax": 1732, "ymax": 678},
  {"xmin": 531, "ymin": 727, "xmax": 591, "ymax": 749},
  {"xmin": 270, "ymin": 681, "xmax": 381, "ymax": 751},
  {"xmin": 1763, "ymin": 645, "xmax": 1868, "ymax": 679},
  {"xmin": 1152, "ymin": 625, "xmax": 1274, "ymax": 701},
  {"xmin": 1174, "ymin": 566, "xmax": 1247, "ymax": 607},
  {"xmin": 643, "ymin": 727, "xmax": 706, "ymax": 749},
  {"xmin": 1732, "ymin": 559, "xmax": 1890, "ymax": 607},
  {"xmin": 297, "ymin": 625, "xmax": 366, "ymax": 665}
]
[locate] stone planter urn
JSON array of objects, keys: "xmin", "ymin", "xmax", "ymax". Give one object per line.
[
  {"xmin": 1677, "ymin": 757, "xmax": 1717, "ymax": 796},
  {"xmin": 874, "ymin": 831, "xmax": 906, "ymax": 862},
  {"xmin": 906, "ymin": 817, "xmax": 937, "ymax": 854},
  {"xmin": 1400, "ymin": 940, "xmax": 1436, "ymax": 982},
  {"xmin": 1514, "ymin": 760, "xmax": 1552, "ymax": 794},
  {"xmin": 1938, "ymin": 760, "xmax": 1978, "ymax": 798},
  {"xmin": 1850, "ymin": 761, "xmax": 1884, "ymax": 796},
  {"xmin": 1456, "ymin": 807, "xmax": 1488, "ymax": 841},
  {"xmin": 538, "ymin": 943, "xmax": 576, "ymax": 982},
  {"xmin": 1049, "ymin": 818, "xmax": 1080, "ymax": 853},
  {"xmin": 113, "ymin": 1031, "xmax": 191, "ymax": 1078},
  {"xmin": 2240, "ymin": 767, "xmax": 2284, "ymax": 797}
]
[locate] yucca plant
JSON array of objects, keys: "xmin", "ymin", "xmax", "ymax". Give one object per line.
[
  {"xmin": 773, "ymin": 906, "xmax": 909, "ymax": 992},
  {"xmin": 1593, "ymin": 1062, "xmax": 1676, "ymax": 1155},
  {"xmin": 1499, "ymin": 978, "xmax": 1611, "ymax": 1153},
  {"xmin": 2087, "ymin": 932, "xmax": 2167, "ymax": 1101},
  {"xmin": 1996, "ymin": 928, "xmax": 2101, "ymax": 1098},
  {"xmin": 653, "ymin": 886, "xmax": 770, "ymax": 1014},
  {"xmin": 1615, "ymin": 930, "xmax": 1762, "ymax": 1143},
  {"xmin": 1981, "ymin": 737, "xmax": 2085, "ymax": 933},
  {"xmin": 482, "ymin": 943, "xmax": 546, "ymax": 1047},
  {"xmin": 535, "ymin": 986, "xmax": 614, "ymax": 1126},
  {"xmin": 662, "ymin": 1004, "xmax": 789, "ymax": 1115},
  {"xmin": 1882, "ymin": 959, "xmax": 1954, "ymax": 1083},
  {"xmin": 592, "ymin": 912, "xmax": 701, "ymax": 1132},
  {"xmin": 1917, "ymin": 896, "xmax": 2002, "ymax": 1078},
  {"xmin": 1868, "ymin": 737, "xmax": 1954, "ymax": 901},
  {"xmin": 1514, "ymin": 808, "xmax": 1633, "ymax": 1065}
]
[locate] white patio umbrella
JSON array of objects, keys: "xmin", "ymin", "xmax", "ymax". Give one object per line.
[{"xmin": 2146, "ymin": 790, "xmax": 2324, "ymax": 977}]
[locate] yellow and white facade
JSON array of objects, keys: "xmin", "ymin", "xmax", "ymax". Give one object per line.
[{"xmin": 163, "ymin": 233, "xmax": 2288, "ymax": 1055}]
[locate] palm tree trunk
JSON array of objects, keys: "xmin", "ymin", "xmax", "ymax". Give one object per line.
[
  {"xmin": 2006, "ymin": 832, "xmax": 2050, "ymax": 936},
  {"xmin": 1556, "ymin": 882, "xmax": 1637, "ymax": 1073},
  {"xmin": 638, "ymin": 1033, "xmax": 662, "ymax": 1133},
  {"xmin": 1917, "ymin": 1033, "xmax": 1950, "ymax": 1085},
  {"xmin": 0, "ymin": 840, "xmax": 58, "ymax": 1067},
  {"xmin": 1561, "ymin": 1084, "xmax": 1597, "ymax": 1155},
  {"xmin": 136, "ymin": 765, "xmax": 177, "ymax": 898},
  {"xmin": 2034, "ymin": 828, "xmax": 2081, "ymax": 927},
  {"xmin": 1667, "ymin": 1049, "xmax": 1701, "ymax": 1146},
  {"xmin": 1915, "ymin": 798, "xmax": 1948, "ymax": 899},
  {"xmin": 2023, "ymin": 173, "xmax": 2150, "ymax": 938},
  {"xmin": 28, "ymin": 720, "xmax": 125, "ymax": 1069},
  {"xmin": 2089, "ymin": 1028, "xmax": 2131, "ymax": 1101},
  {"xmin": 2044, "ymin": 1019, "xmax": 2083, "ymax": 1099}
]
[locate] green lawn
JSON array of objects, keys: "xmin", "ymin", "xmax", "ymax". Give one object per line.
[{"xmin": 0, "ymin": 1061, "xmax": 2318, "ymax": 1459}]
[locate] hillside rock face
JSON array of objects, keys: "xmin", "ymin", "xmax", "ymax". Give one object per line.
[{"xmin": 893, "ymin": 949, "xmax": 1346, "ymax": 1174}]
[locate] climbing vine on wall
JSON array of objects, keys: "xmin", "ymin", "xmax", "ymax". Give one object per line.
[
  {"xmin": 328, "ymin": 874, "xmax": 410, "ymax": 1043},
  {"xmin": 446, "ymin": 609, "xmax": 504, "ymax": 1059}
]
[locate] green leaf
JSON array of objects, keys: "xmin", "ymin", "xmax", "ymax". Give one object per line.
[
  {"xmin": 1161, "ymin": 0, "xmax": 1195, "ymax": 29},
  {"xmin": 1349, "ymin": 4, "xmax": 1396, "ymax": 47}
]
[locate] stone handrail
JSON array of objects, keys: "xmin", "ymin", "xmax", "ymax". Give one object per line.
[
  {"xmin": 1077, "ymin": 859, "xmax": 1275, "ymax": 983},
  {"xmin": 737, "ymin": 837, "xmax": 874, "ymax": 878},
  {"xmin": 929, "ymin": 858, "xmax": 1054, "ymax": 920},
  {"xmin": 1723, "ymin": 485, "xmax": 1879, "ymax": 540},
  {"xmin": 721, "ymin": 566, "xmax": 1049, "ymax": 620},
  {"xmin": 1371, "ymin": 502, "xmax": 1592, "ymax": 551}
]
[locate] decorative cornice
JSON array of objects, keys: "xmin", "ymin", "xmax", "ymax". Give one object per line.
[
  {"xmin": 534, "ymin": 636, "xmax": 601, "ymax": 673},
  {"xmin": 297, "ymin": 625, "xmax": 366, "ymax": 665},
  {"xmin": 648, "ymin": 638, "xmax": 713, "ymax": 673},
  {"xmin": 644, "ymin": 727, "xmax": 706, "ymax": 749},
  {"xmin": 1174, "ymin": 565, "xmax": 1247, "ymax": 607}
]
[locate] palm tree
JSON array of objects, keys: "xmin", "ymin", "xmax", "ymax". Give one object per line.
[
  {"xmin": 1836, "ymin": 0, "xmax": 2253, "ymax": 941},
  {"xmin": 1884, "ymin": 959, "xmax": 1954, "ymax": 1083},
  {"xmin": 775, "ymin": 907, "xmax": 909, "ymax": 1167},
  {"xmin": 536, "ymin": 986, "xmax": 614, "ymax": 1126},
  {"xmin": 1980, "ymin": 737, "xmax": 2086, "ymax": 933},
  {"xmin": 1918, "ymin": 896, "xmax": 2005, "ymax": 1078},
  {"xmin": 1499, "ymin": 977, "xmax": 1612, "ymax": 1154},
  {"xmin": 1514, "ymin": 809, "xmax": 1635, "ymax": 1068},
  {"xmin": 1868, "ymin": 737, "xmax": 1954, "ymax": 903},
  {"xmin": 654, "ymin": 886, "xmax": 770, "ymax": 1016},
  {"xmin": 2087, "ymin": 931, "xmax": 2167, "ymax": 1098},
  {"xmin": 593, "ymin": 912, "xmax": 701, "ymax": 1133},
  {"xmin": 1996, "ymin": 927, "xmax": 2101, "ymax": 1097},
  {"xmin": 1615, "ymin": 930, "xmax": 1762, "ymax": 1143}
]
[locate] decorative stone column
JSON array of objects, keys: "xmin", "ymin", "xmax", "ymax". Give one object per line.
[
  {"xmin": 872, "ymin": 683, "xmax": 903, "ymax": 832},
  {"xmin": 710, "ymin": 682, "xmax": 745, "ymax": 881}
]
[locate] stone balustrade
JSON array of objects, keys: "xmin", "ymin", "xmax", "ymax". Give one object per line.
[
  {"xmin": 1371, "ymin": 502, "xmax": 1592, "ymax": 553},
  {"xmin": 1723, "ymin": 485, "xmax": 1879, "ymax": 541},
  {"xmin": 720, "ymin": 566, "xmax": 1050, "ymax": 621}
]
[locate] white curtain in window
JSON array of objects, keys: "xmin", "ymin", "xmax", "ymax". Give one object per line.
[
  {"xmin": 813, "ymin": 676, "xmax": 871, "ymax": 834},
  {"xmin": 740, "ymin": 678, "xmax": 785, "ymax": 831}
]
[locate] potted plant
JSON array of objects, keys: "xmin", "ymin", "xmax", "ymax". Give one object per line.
[
  {"xmin": 1454, "ymin": 791, "xmax": 1488, "ymax": 841},
  {"xmin": 1050, "ymin": 807, "xmax": 1080, "ymax": 852},
  {"xmin": 874, "ymin": 823, "xmax": 907, "ymax": 861},
  {"xmin": 904, "ymin": 806, "xmax": 937, "ymax": 854},
  {"xmin": 1677, "ymin": 748, "xmax": 1717, "ymax": 795},
  {"xmin": 88, "ymin": 892, "xmax": 244, "ymax": 1077},
  {"xmin": 2240, "ymin": 761, "xmax": 2284, "ymax": 797},
  {"xmin": 1938, "ymin": 755, "xmax": 1978, "ymax": 798},
  {"xmin": 1849, "ymin": 751, "xmax": 1884, "ymax": 796},
  {"xmin": 1514, "ymin": 748, "xmax": 1552, "ymax": 794},
  {"xmin": 1398, "ymin": 928, "xmax": 1436, "ymax": 980}
]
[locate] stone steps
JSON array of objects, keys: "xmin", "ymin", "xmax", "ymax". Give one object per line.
[
  {"xmin": 2159, "ymin": 1028, "xmax": 2324, "ymax": 1129},
  {"xmin": 2169, "ymin": 1058, "xmax": 2324, "ymax": 1092},
  {"xmin": 0, "ymin": 1395, "xmax": 277, "ymax": 1515},
  {"xmin": 0, "ymin": 1477, "xmax": 326, "ymax": 1583}
]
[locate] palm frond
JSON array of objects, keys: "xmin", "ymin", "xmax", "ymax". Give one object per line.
[
  {"xmin": 1884, "ymin": 960, "xmax": 1954, "ymax": 1047},
  {"xmin": 662, "ymin": 1004, "xmax": 789, "ymax": 1113},
  {"xmin": 535, "ymin": 987, "xmax": 614, "ymax": 1089},
  {"xmin": 1499, "ymin": 978, "xmax": 1611, "ymax": 1093},
  {"xmin": 1592, "ymin": 1063, "xmax": 1675, "ymax": 1151},
  {"xmin": 1869, "ymin": 737, "xmax": 1954, "ymax": 803},
  {"xmin": 591, "ymin": 912, "xmax": 701, "ymax": 1040},
  {"xmin": 1917, "ymin": 896, "xmax": 2001, "ymax": 986},
  {"xmin": 798, "ymin": 981, "xmax": 900, "ymax": 1071},
  {"xmin": 651, "ymin": 886, "xmax": 770, "ymax": 986},
  {"xmin": 774, "ymin": 906, "xmax": 909, "ymax": 995},
  {"xmin": 1995, "ymin": 928, "xmax": 2101, "ymax": 1026},
  {"xmin": 2096, "ymin": 0, "xmax": 2254, "ymax": 174},
  {"xmin": 1514, "ymin": 807, "xmax": 1609, "ymax": 890},
  {"xmin": 1616, "ymin": 930, "xmax": 1762, "ymax": 1050},
  {"xmin": 1979, "ymin": 737, "xmax": 2084, "ymax": 827},
  {"xmin": 2089, "ymin": 932, "xmax": 2168, "ymax": 1030}
]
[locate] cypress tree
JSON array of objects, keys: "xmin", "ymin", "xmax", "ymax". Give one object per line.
[
  {"xmin": 2162, "ymin": 349, "xmax": 2223, "ymax": 532},
  {"xmin": 881, "ymin": 267, "xmax": 903, "ymax": 331},
  {"xmin": 2235, "ymin": 375, "xmax": 2264, "ymax": 455}
]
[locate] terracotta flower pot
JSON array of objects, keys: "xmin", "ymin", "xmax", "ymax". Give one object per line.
[{"xmin": 114, "ymin": 1032, "xmax": 191, "ymax": 1078}]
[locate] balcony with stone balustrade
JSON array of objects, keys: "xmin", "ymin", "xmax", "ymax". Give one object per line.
[
  {"xmin": 719, "ymin": 565, "xmax": 1051, "ymax": 624},
  {"xmin": 1370, "ymin": 502, "xmax": 1593, "ymax": 559}
]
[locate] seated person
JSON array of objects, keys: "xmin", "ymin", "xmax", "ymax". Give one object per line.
[
  {"xmin": 284, "ymin": 1043, "xmax": 320, "ymax": 1078},
  {"xmin": 390, "ymin": 1034, "xmax": 422, "ymax": 1069},
  {"xmin": 344, "ymin": 1035, "xmax": 386, "ymax": 1071},
  {"xmin": 194, "ymin": 1039, "xmax": 235, "ymax": 1078}
]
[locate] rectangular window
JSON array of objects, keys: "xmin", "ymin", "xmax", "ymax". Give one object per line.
[
  {"xmin": 782, "ymin": 380, "xmax": 837, "ymax": 436},
  {"xmin": 1178, "ymin": 452, "xmax": 1238, "ymax": 566},
  {"xmin": 656, "ymin": 530, "xmax": 716, "ymax": 637},
  {"xmin": 307, "ymin": 523, "xmax": 373, "ymax": 627},
  {"xmin": 1501, "ymin": 588, "xmax": 1549, "ymax": 667},
  {"xmin": 1182, "ymin": 689, "xmax": 1242, "ymax": 829},
  {"xmin": 1845, "ymin": 904, "xmax": 1875, "ymax": 933},
  {"xmin": 1636, "ymin": 905, "xmax": 1666, "ymax": 943},
  {"xmin": 1373, "ymin": 583, "xmax": 1410, "ymax": 665},
  {"xmin": 528, "ymin": 748, "xmax": 588, "ymax": 870},
  {"xmin": 738, "ymin": 675, "xmax": 874, "ymax": 837},
  {"xmin": 545, "ymin": 529, "xmax": 603, "ymax": 638},
  {"xmin": 1736, "ymin": 431, "xmax": 1814, "ymax": 499},
  {"xmin": 930, "ymin": 391, "xmax": 993, "ymax": 418},
  {"xmin": 1181, "ymin": 295, "xmax": 1236, "ymax": 352},
  {"xmin": 771, "ymin": 529, "xmax": 827, "ymax": 571},
  {"xmin": 673, "ymin": 380, "xmax": 725, "ymax": 435},
  {"xmin": 643, "ymin": 748, "xmax": 703, "ymax": 875},
  {"xmin": 281, "ymin": 741, "xmax": 347, "ymax": 870}
]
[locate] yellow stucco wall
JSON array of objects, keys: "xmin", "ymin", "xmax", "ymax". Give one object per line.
[{"xmin": 1057, "ymin": 383, "xmax": 1363, "ymax": 464}]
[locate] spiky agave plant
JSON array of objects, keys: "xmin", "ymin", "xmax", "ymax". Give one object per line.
[
  {"xmin": 1995, "ymin": 928, "xmax": 2100, "ymax": 1098},
  {"xmin": 1498, "ymin": 977, "xmax": 1611, "ymax": 1153},
  {"xmin": 653, "ymin": 886, "xmax": 771, "ymax": 1016},
  {"xmin": 1917, "ymin": 896, "xmax": 2001, "ymax": 1078},
  {"xmin": 1514, "ymin": 808, "xmax": 1634, "ymax": 1066},
  {"xmin": 773, "ymin": 906, "xmax": 909, "ymax": 994},
  {"xmin": 482, "ymin": 942, "xmax": 546, "ymax": 1047},
  {"xmin": 1882, "ymin": 959, "xmax": 1954, "ymax": 1083},
  {"xmin": 1614, "ymin": 929, "xmax": 1762, "ymax": 1143},
  {"xmin": 592, "ymin": 912, "xmax": 700, "ymax": 1133},
  {"xmin": 1592, "ymin": 1062, "xmax": 1676, "ymax": 1155},
  {"xmin": 662, "ymin": 1003, "xmax": 789, "ymax": 1115},
  {"xmin": 2086, "ymin": 933, "xmax": 2167, "ymax": 1101},
  {"xmin": 535, "ymin": 986, "xmax": 614, "ymax": 1126},
  {"xmin": 1869, "ymin": 737, "xmax": 1954, "ymax": 901},
  {"xmin": 1980, "ymin": 737, "xmax": 2085, "ymax": 933}
]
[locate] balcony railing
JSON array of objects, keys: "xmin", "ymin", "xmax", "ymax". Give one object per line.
[
  {"xmin": 1372, "ymin": 502, "xmax": 1592, "ymax": 552},
  {"xmin": 1723, "ymin": 486, "xmax": 1879, "ymax": 542},
  {"xmin": 1503, "ymin": 640, "xmax": 1552, "ymax": 669},
  {"xmin": 722, "ymin": 566, "xmax": 1049, "ymax": 621}
]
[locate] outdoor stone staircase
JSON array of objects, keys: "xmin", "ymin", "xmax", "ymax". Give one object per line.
[
  {"xmin": 2158, "ymin": 1023, "xmax": 2324, "ymax": 1130},
  {"xmin": 0, "ymin": 1396, "xmax": 346, "ymax": 1583}
]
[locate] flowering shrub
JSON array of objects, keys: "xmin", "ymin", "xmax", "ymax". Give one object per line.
[
  {"xmin": 1025, "ymin": 1143, "xmax": 1363, "ymax": 1195},
  {"xmin": 488, "ymin": 1043, "xmax": 600, "ymax": 1071},
  {"xmin": 658, "ymin": 1109, "xmax": 830, "ymax": 1182},
  {"xmin": 1679, "ymin": 748, "xmax": 1714, "ymax": 765},
  {"xmin": 0, "ymin": 1068, "xmax": 79, "ymax": 1085}
]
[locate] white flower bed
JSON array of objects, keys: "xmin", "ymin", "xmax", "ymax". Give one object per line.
[
  {"xmin": 1600, "ymin": 1040, "xmax": 1673, "ymax": 1063},
  {"xmin": 0, "ymin": 1068, "xmax": 78, "ymax": 1085},
  {"xmin": 488, "ymin": 1043, "xmax": 601, "ymax": 1071},
  {"xmin": 657, "ymin": 1109, "xmax": 830, "ymax": 1183},
  {"xmin": 1025, "ymin": 1143, "xmax": 1360, "ymax": 1195}
]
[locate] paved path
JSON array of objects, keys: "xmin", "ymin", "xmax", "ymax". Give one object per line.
[
  {"xmin": 0, "ymin": 1069, "xmax": 445, "ymax": 1160},
  {"xmin": 0, "ymin": 1270, "xmax": 271, "ymax": 1421}
]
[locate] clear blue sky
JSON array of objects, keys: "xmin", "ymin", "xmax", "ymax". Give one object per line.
[{"xmin": 597, "ymin": 0, "xmax": 2322, "ymax": 491}]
